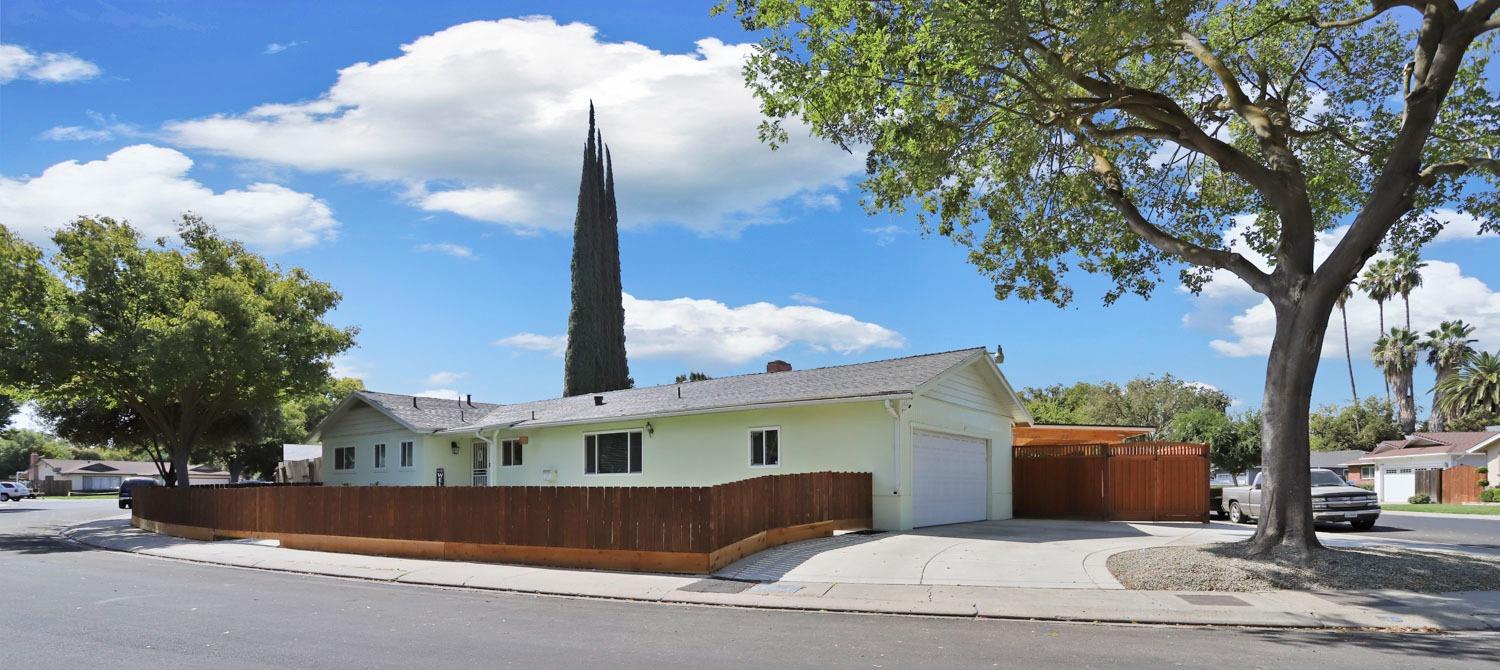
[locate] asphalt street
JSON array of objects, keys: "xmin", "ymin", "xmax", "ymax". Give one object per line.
[{"xmin": 3, "ymin": 499, "xmax": 1497, "ymax": 669}]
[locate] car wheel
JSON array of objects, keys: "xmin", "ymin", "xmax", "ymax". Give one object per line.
[
  {"xmin": 1350, "ymin": 518, "xmax": 1377, "ymax": 531},
  {"xmin": 1228, "ymin": 501, "xmax": 1250, "ymax": 524}
]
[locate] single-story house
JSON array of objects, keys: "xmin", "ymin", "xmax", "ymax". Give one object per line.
[
  {"xmin": 309, "ymin": 347, "xmax": 1035, "ymax": 530},
  {"xmin": 1348, "ymin": 430, "xmax": 1500, "ymax": 502},
  {"xmin": 1308, "ymin": 449, "xmax": 1366, "ymax": 479},
  {"xmin": 30, "ymin": 458, "xmax": 231, "ymax": 491}
]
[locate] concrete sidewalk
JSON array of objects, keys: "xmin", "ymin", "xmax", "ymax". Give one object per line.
[{"xmin": 64, "ymin": 517, "xmax": 1500, "ymax": 631}]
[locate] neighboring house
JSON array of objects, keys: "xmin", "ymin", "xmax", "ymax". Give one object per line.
[
  {"xmin": 1348, "ymin": 430, "xmax": 1500, "ymax": 502},
  {"xmin": 1308, "ymin": 450, "xmax": 1366, "ymax": 479},
  {"xmin": 308, "ymin": 347, "xmax": 1034, "ymax": 530},
  {"xmin": 31, "ymin": 459, "xmax": 230, "ymax": 491},
  {"xmin": 277, "ymin": 443, "xmax": 323, "ymax": 484}
]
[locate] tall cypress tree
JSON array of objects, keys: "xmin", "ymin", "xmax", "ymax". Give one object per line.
[{"xmin": 563, "ymin": 105, "xmax": 630, "ymax": 396}]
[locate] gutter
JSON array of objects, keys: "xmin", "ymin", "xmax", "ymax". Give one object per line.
[
  {"xmin": 437, "ymin": 392, "xmax": 914, "ymax": 435},
  {"xmin": 885, "ymin": 399, "xmax": 901, "ymax": 496}
]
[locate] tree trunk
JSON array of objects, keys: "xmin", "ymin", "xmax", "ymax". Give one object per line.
[
  {"xmin": 1394, "ymin": 369, "xmax": 1416, "ymax": 434},
  {"xmin": 1340, "ymin": 304, "xmax": 1358, "ymax": 408},
  {"xmin": 1430, "ymin": 366, "xmax": 1451, "ymax": 431},
  {"xmin": 1377, "ymin": 303, "xmax": 1390, "ymax": 407},
  {"xmin": 1248, "ymin": 299, "xmax": 1326, "ymax": 560},
  {"xmin": 171, "ymin": 443, "xmax": 191, "ymax": 488},
  {"xmin": 228, "ymin": 457, "xmax": 244, "ymax": 484}
]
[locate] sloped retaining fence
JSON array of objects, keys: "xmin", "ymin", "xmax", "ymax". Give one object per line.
[{"xmin": 131, "ymin": 472, "xmax": 872, "ymax": 573}]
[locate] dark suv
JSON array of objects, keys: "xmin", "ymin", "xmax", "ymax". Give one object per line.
[{"xmin": 118, "ymin": 477, "xmax": 160, "ymax": 509}]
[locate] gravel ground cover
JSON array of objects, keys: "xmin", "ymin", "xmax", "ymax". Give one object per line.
[{"xmin": 1108, "ymin": 542, "xmax": 1500, "ymax": 592}]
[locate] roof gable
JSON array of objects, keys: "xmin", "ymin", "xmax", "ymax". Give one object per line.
[{"xmin": 914, "ymin": 352, "xmax": 1034, "ymax": 423}]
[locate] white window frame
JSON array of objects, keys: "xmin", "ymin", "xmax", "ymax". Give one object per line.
[
  {"xmin": 333, "ymin": 446, "xmax": 356, "ymax": 471},
  {"xmin": 1360, "ymin": 465, "xmax": 1374, "ymax": 478},
  {"xmin": 583, "ymin": 429, "xmax": 644, "ymax": 476},
  {"xmin": 500, "ymin": 439, "xmax": 524, "ymax": 467},
  {"xmin": 749, "ymin": 426, "xmax": 781, "ymax": 468},
  {"xmin": 399, "ymin": 441, "xmax": 415, "ymax": 469},
  {"xmin": 373, "ymin": 443, "xmax": 387, "ymax": 471}
]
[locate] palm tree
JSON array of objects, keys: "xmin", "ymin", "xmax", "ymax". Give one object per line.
[
  {"xmin": 1436, "ymin": 351, "xmax": 1500, "ymax": 423},
  {"xmin": 1422, "ymin": 320, "xmax": 1477, "ymax": 431},
  {"xmin": 1359, "ymin": 258, "xmax": 1397, "ymax": 405},
  {"xmin": 1336, "ymin": 286, "xmax": 1359, "ymax": 413},
  {"xmin": 1391, "ymin": 251, "xmax": 1426, "ymax": 330},
  {"xmin": 1372, "ymin": 327, "xmax": 1420, "ymax": 434}
]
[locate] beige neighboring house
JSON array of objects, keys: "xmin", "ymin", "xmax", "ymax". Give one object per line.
[
  {"xmin": 1348, "ymin": 429, "xmax": 1500, "ymax": 503},
  {"xmin": 309, "ymin": 347, "xmax": 1035, "ymax": 531},
  {"xmin": 31, "ymin": 458, "xmax": 231, "ymax": 491}
]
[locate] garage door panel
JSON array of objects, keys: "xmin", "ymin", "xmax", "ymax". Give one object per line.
[
  {"xmin": 913, "ymin": 430, "xmax": 988, "ymax": 527},
  {"xmin": 1381, "ymin": 468, "xmax": 1415, "ymax": 503}
]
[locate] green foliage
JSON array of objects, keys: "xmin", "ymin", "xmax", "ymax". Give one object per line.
[
  {"xmin": 1407, "ymin": 494, "xmax": 1433, "ymax": 505},
  {"xmin": 1424, "ymin": 320, "xmax": 1479, "ymax": 429},
  {"xmin": 1479, "ymin": 466, "xmax": 1490, "ymax": 475},
  {"xmin": 1021, "ymin": 374, "xmax": 1231, "ymax": 430},
  {"xmin": 1482, "ymin": 489, "xmax": 1499, "ymax": 503},
  {"xmin": 1308, "ymin": 398, "xmax": 1404, "ymax": 452},
  {"xmin": 726, "ymin": 0, "xmax": 1499, "ymax": 306},
  {"xmin": 1167, "ymin": 406, "xmax": 1261, "ymax": 480},
  {"xmin": 563, "ymin": 105, "xmax": 631, "ymax": 397},
  {"xmin": 0, "ymin": 216, "xmax": 356, "ymax": 485},
  {"xmin": 674, "ymin": 371, "xmax": 713, "ymax": 383},
  {"xmin": 0, "ymin": 394, "xmax": 16, "ymax": 429},
  {"xmin": 1479, "ymin": 479, "xmax": 1491, "ymax": 488},
  {"xmin": 1437, "ymin": 351, "xmax": 1500, "ymax": 420},
  {"xmin": 1356, "ymin": 482, "xmax": 1375, "ymax": 491},
  {"xmin": 0, "ymin": 429, "xmax": 71, "ymax": 478},
  {"xmin": 1372, "ymin": 327, "xmax": 1420, "ymax": 432}
]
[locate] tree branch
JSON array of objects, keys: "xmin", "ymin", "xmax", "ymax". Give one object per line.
[
  {"xmin": 1087, "ymin": 148, "xmax": 1272, "ymax": 295},
  {"xmin": 1419, "ymin": 157, "xmax": 1500, "ymax": 183}
]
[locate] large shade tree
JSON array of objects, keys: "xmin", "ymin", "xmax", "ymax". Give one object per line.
[
  {"xmin": 726, "ymin": 0, "xmax": 1499, "ymax": 558},
  {"xmin": 0, "ymin": 217, "xmax": 357, "ymax": 486}
]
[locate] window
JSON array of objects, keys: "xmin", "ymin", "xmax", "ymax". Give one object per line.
[
  {"xmin": 399, "ymin": 441, "xmax": 414, "ymax": 468},
  {"xmin": 750, "ymin": 427, "xmax": 780, "ymax": 467},
  {"xmin": 333, "ymin": 446, "xmax": 355, "ymax": 471},
  {"xmin": 1360, "ymin": 465, "xmax": 1374, "ymax": 478},
  {"xmin": 585, "ymin": 430, "xmax": 642, "ymax": 474},
  {"xmin": 374, "ymin": 443, "xmax": 387, "ymax": 469},
  {"xmin": 501, "ymin": 439, "xmax": 523, "ymax": 467}
]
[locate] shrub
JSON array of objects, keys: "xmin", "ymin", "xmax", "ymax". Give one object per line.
[
  {"xmin": 1480, "ymin": 466, "xmax": 1490, "ymax": 475},
  {"xmin": 1407, "ymin": 494, "xmax": 1433, "ymax": 504},
  {"xmin": 1356, "ymin": 482, "xmax": 1375, "ymax": 491},
  {"xmin": 1480, "ymin": 479, "xmax": 1492, "ymax": 488},
  {"xmin": 1483, "ymin": 489, "xmax": 1500, "ymax": 503}
]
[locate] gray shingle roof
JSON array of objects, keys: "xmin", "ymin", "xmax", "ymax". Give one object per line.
[
  {"xmin": 458, "ymin": 347, "xmax": 989, "ymax": 431},
  {"xmin": 354, "ymin": 391, "xmax": 501, "ymax": 432}
]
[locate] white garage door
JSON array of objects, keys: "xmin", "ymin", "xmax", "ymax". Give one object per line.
[
  {"xmin": 1381, "ymin": 468, "xmax": 1415, "ymax": 502},
  {"xmin": 912, "ymin": 430, "xmax": 989, "ymax": 527}
]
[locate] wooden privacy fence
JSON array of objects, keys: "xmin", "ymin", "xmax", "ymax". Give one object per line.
[
  {"xmin": 131, "ymin": 472, "xmax": 871, "ymax": 573},
  {"xmin": 1439, "ymin": 465, "xmax": 1484, "ymax": 504},
  {"xmin": 1014, "ymin": 442, "xmax": 1209, "ymax": 522}
]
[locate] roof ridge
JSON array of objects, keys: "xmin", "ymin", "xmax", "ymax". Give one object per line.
[{"xmin": 553, "ymin": 346, "xmax": 988, "ymax": 399}]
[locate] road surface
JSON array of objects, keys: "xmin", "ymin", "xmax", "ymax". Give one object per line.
[{"xmin": 3, "ymin": 499, "xmax": 1496, "ymax": 669}]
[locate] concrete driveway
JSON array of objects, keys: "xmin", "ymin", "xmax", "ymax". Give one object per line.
[
  {"xmin": 716, "ymin": 519, "xmax": 1241, "ymax": 589},
  {"xmin": 715, "ymin": 517, "xmax": 1500, "ymax": 589}
]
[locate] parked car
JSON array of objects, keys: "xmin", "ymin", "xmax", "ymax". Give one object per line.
[
  {"xmin": 1219, "ymin": 468, "xmax": 1380, "ymax": 530},
  {"xmin": 118, "ymin": 477, "xmax": 160, "ymax": 509},
  {"xmin": 0, "ymin": 481, "xmax": 33, "ymax": 501}
]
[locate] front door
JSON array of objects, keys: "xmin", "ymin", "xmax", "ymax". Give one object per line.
[{"xmin": 472, "ymin": 440, "xmax": 489, "ymax": 486}]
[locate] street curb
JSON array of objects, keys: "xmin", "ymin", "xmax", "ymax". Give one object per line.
[
  {"xmin": 59, "ymin": 519, "xmax": 1496, "ymax": 631},
  {"xmin": 1378, "ymin": 510, "xmax": 1500, "ymax": 521}
]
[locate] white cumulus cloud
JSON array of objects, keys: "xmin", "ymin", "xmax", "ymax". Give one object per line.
[
  {"xmin": 0, "ymin": 43, "xmax": 101, "ymax": 84},
  {"xmin": 264, "ymin": 41, "xmax": 303, "ymax": 55},
  {"xmin": 496, "ymin": 293, "xmax": 905, "ymax": 365},
  {"xmin": 0, "ymin": 144, "xmax": 339, "ymax": 251},
  {"xmin": 1196, "ymin": 219, "xmax": 1500, "ymax": 359},
  {"xmin": 163, "ymin": 17, "xmax": 860, "ymax": 235},
  {"xmin": 422, "ymin": 371, "xmax": 465, "ymax": 386}
]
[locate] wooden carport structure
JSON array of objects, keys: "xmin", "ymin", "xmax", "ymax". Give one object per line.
[{"xmin": 1011, "ymin": 425, "xmax": 1209, "ymax": 522}]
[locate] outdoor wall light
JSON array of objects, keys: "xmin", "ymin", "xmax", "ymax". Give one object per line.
[
  {"xmin": 645, "ymin": 421, "xmax": 654, "ymax": 436},
  {"xmin": 450, "ymin": 441, "xmax": 460, "ymax": 455}
]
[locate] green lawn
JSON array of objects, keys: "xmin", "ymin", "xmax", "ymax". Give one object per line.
[{"xmin": 1381, "ymin": 504, "xmax": 1500, "ymax": 515}]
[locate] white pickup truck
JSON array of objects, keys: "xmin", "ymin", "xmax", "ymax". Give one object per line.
[{"xmin": 1220, "ymin": 468, "xmax": 1381, "ymax": 530}]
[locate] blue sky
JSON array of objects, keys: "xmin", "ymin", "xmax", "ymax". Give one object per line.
[{"xmin": 2, "ymin": 0, "xmax": 1497, "ymax": 419}]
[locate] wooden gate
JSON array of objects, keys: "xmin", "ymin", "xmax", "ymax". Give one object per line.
[
  {"xmin": 1015, "ymin": 442, "xmax": 1208, "ymax": 522},
  {"xmin": 1439, "ymin": 465, "xmax": 1482, "ymax": 504},
  {"xmin": 1416, "ymin": 468, "xmax": 1444, "ymax": 500}
]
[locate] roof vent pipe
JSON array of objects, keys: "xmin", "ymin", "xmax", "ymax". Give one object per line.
[
  {"xmin": 466, "ymin": 394, "xmax": 474, "ymax": 407},
  {"xmin": 412, "ymin": 397, "xmax": 418, "ymax": 409},
  {"xmin": 594, "ymin": 395, "xmax": 605, "ymax": 406}
]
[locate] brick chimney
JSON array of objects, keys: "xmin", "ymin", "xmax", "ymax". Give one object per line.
[{"xmin": 766, "ymin": 360, "xmax": 792, "ymax": 373}]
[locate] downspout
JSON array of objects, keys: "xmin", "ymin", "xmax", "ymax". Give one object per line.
[{"xmin": 884, "ymin": 399, "xmax": 900, "ymax": 496}]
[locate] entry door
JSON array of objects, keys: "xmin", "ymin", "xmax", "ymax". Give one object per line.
[
  {"xmin": 1382, "ymin": 467, "xmax": 1415, "ymax": 502},
  {"xmin": 472, "ymin": 441, "xmax": 489, "ymax": 486},
  {"xmin": 912, "ymin": 430, "xmax": 989, "ymax": 527}
]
